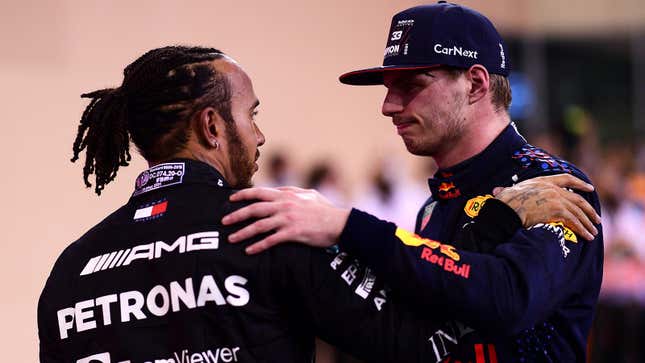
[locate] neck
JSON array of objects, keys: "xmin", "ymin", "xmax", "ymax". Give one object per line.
[
  {"xmin": 433, "ymin": 111, "xmax": 511, "ymax": 169},
  {"xmin": 148, "ymin": 148, "xmax": 226, "ymax": 177}
]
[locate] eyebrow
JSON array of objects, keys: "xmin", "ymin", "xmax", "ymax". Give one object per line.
[
  {"xmin": 391, "ymin": 74, "xmax": 428, "ymax": 88},
  {"xmin": 250, "ymin": 100, "xmax": 260, "ymax": 111},
  {"xmin": 423, "ymin": 71, "xmax": 437, "ymax": 78}
]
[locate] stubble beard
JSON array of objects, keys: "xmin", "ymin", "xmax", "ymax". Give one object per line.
[
  {"xmin": 401, "ymin": 117, "xmax": 466, "ymax": 157},
  {"xmin": 225, "ymin": 123, "xmax": 256, "ymax": 189},
  {"xmin": 404, "ymin": 96, "xmax": 467, "ymax": 158}
]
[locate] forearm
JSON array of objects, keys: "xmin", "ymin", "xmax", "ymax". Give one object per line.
[
  {"xmin": 278, "ymin": 244, "xmax": 446, "ymax": 362},
  {"xmin": 337, "ymin": 204, "xmax": 595, "ymax": 336}
]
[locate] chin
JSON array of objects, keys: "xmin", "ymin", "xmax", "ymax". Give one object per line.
[{"xmin": 404, "ymin": 140, "xmax": 434, "ymax": 157}]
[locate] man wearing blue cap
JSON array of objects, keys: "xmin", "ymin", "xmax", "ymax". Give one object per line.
[{"xmin": 223, "ymin": 2, "xmax": 603, "ymax": 362}]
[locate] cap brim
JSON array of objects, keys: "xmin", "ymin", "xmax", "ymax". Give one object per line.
[{"xmin": 339, "ymin": 64, "xmax": 443, "ymax": 86}]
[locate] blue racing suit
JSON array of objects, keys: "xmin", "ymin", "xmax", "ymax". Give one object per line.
[{"xmin": 338, "ymin": 124, "xmax": 603, "ymax": 362}]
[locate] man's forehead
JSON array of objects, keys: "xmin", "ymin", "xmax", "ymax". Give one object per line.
[
  {"xmin": 210, "ymin": 58, "xmax": 259, "ymax": 109},
  {"xmin": 211, "ymin": 57, "xmax": 244, "ymax": 78},
  {"xmin": 211, "ymin": 58, "xmax": 253, "ymax": 90}
]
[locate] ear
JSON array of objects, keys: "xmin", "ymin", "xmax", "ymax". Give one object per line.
[
  {"xmin": 466, "ymin": 65, "xmax": 490, "ymax": 105},
  {"xmin": 194, "ymin": 107, "xmax": 222, "ymax": 149}
]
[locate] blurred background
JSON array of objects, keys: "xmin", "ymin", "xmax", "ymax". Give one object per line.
[{"xmin": 1, "ymin": 0, "xmax": 643, "ymax": 361}]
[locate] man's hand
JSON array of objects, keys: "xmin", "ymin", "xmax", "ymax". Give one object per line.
[
  {"xmin": 224, "ymin": 174, "xmax": 601, "ymax": 255},
  {"xmin": 493, "ymin": 174, "xmax": 601, "ymax": 240},
  {"xmin": 222, "ymin": 186, "xmax": 350, "ymax": 254}
]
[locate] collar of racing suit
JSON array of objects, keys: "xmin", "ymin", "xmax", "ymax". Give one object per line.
[
  {"xmin": 131, "ymin": 158, "xmax": 231, "ymax": 197},
  {"xmin": 428, "ymin": 123, "xmax": 527, "ymax": 200}
]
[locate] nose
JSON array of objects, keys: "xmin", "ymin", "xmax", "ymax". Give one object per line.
[
  {"xmin": 381, "ymin": 89, "xmax": 404, "ymax": 117},
  {"xmin": 254, "ymin": 123, "xmax": 266, "ymax": 147}
]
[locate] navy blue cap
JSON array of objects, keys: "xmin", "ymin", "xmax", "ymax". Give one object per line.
[{"xmin": 340, "ymin": 1, "xmax": 510, "ymax": 85}]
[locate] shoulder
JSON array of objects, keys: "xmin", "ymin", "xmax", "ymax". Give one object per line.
[
  {"xmin": 512, "ymin": 144, "xmax": 592, "ymax": 185},
  {"xmin": 41, "ymin": 207, "xmax": 125, "ymax": 291},
  {"xmin": 510, "ymin": 144, "xmax": 601, "ymax": 218}
]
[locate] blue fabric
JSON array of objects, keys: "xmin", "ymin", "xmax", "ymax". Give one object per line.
[{"xmin": 339, "ymin": 124, "xmax": 603, "ymax": 362}]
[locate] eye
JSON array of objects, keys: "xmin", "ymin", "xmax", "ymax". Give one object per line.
[
  {"xmin": 251, "ymin": 110, "xmax": 259, "ymax": 120},
  {"xmin": 400, "ymin": 84, "xmax": 421, "ymax": 94}
]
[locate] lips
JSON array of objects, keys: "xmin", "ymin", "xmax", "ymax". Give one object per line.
[
  {"xmin": 395, "ymin": 122, "xmax": 413, "ymax": 129},
  {"xmin": 394, "ymin": 120, "xmax": 415, "ymax": 134}
]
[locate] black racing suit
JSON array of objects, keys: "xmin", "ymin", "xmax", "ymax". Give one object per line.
[
  {"xmin": 40, "ymin": 159, "xmax": 468, "ymax": 363},
  {"xmin": 338, "ymin": 124, "xmax": 604, "ymax": 362}
]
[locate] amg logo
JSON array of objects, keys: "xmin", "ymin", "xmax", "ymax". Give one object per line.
[
  {"xmin": 433, "ymin": 44, "xmax": 478, "ymax": 59},
  {"xmin": 80, "ymin": 231, "xmax": 219, "ymax": 276}
]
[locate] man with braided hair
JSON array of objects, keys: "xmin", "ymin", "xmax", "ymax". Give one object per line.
[
  {"xmin": 41, "ymin": 45, "xmax": 451, "ymax": 362},
  {"xmin": 39, "ymin": 45, "xmax": 597, "ymax": 363},
  {"xmin": 69, "ymin": 46, "xmax": 240, "ymax": 195}
]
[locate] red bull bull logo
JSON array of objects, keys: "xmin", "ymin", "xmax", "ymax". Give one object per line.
[
  {"xmin": 437, "ymin": 182, "xmax": 456, "ymax": 192},
  {"xmin": 395, "ymin": 228, "xmax": 461, "ymax": 261},
  {"xmin": 437, "ymin": 182, "xmax": 461, "ymax": 199},
  {"xmin": 395, "ymin": 228, "xmax": 471, "ymax": 279}
]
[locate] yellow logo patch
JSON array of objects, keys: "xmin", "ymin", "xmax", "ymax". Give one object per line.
[
  {"xmin": 395, "ymin": 228, "xmax": 461, "ymax": 261},
  {"xmin": 548, "ymin": 222, "xmax": 578, "ymax": 243},
  {"xmin": 464, "ymin": 195, "xmax": 493, "ymax": 218}
]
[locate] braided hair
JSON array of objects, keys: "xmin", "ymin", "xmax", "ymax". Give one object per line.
[{"xmin": 71, "ymin": 46, "xmax": 231, "ymax": 195}]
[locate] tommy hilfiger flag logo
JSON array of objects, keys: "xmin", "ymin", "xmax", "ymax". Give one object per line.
[{"xmin": 133, "ymin": 200, "xmax": 168, "ymax": 221}]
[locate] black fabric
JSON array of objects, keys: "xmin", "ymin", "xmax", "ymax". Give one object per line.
[
  {"xmin": 38, "ymin": 159, "xmax": 444, "ymax": 363},
  {"xmin": 460, "ymin": 198, "xmax": 523, "ymax": 253}
]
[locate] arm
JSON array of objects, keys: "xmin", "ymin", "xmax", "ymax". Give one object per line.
[
  {"xmin": 338, "ymin": 196, "xmax": 602, "ymax": 336},
  {"xmin": 223, "ymin": 174, "xmax": 600, "ymax": 254},
  {"xmin": 272, "ymin": 243, "xmax": 445, "ymax": 362}
]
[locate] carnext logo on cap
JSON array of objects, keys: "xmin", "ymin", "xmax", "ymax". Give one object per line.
[{"xmin": 434, "ymin": 44, "xmax": 478, "ymax": 59}]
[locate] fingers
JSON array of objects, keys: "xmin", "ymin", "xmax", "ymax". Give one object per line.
[
  {"xmin": 560, "ymin": 189, "xmax": 602, "ymax": 225},
  {"xmin": 222, "ymin": 202, "xmax": 279, "ymax": 225},
  {"xmin": 556, "ymin": 207, "xmax": 594, "ymax": 241},
  {"xmin": 229, "ymin": 187, "xmax": 284, "ymax": 202},
  {"xmin": 228, "ymin": 216, "xmax": 283, "ymax": 243},
  {"xmin": 244, "ymin": 231, "xmax": 293, "ymax": 255},
  {"xmin": 537, "ymin": 174, "xmax": 594, "ymax": 192},
  {"xmin": 492, "ymin": 187, "xmax": 504, "ymax": 196},
  {"xmin": 560, "ymin": 198, "xmax": 597, "ymax": 240},
  {"xmin": 276, "ymin": 186, "xmax": 307, "ymax": 193}
]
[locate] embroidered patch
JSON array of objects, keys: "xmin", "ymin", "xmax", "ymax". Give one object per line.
[
  {"xmin": 133, "ymin": 162, "xmax": 185, "ymax": 196},
  {"xmin": 437, "ymin": 181, "xmax": 461, "ymax": 199},
  {"xmin": 395, "ymin": 228, "xmax": 461, "ymax": 261},
  {"xmin": 547, "ymin": 222, "xmax": 578, "ymax": 243},
  {"xmin": 133, "ymin": 200, "xmax": 168, "ymax": 222},
  {"xmin": 420, "ymin": 201, "xmax": 437, "ymax": 230},
  {"xmin": 396, "ymin": 226, "xmax": 473, "ymax": 279},
  {"xmin": 464, "ymin": 195, "xmax": 493, "ymax": 218},
  {"xmin": 529, "ymin": 222, "xmax": 578, "ymax": 258}
]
